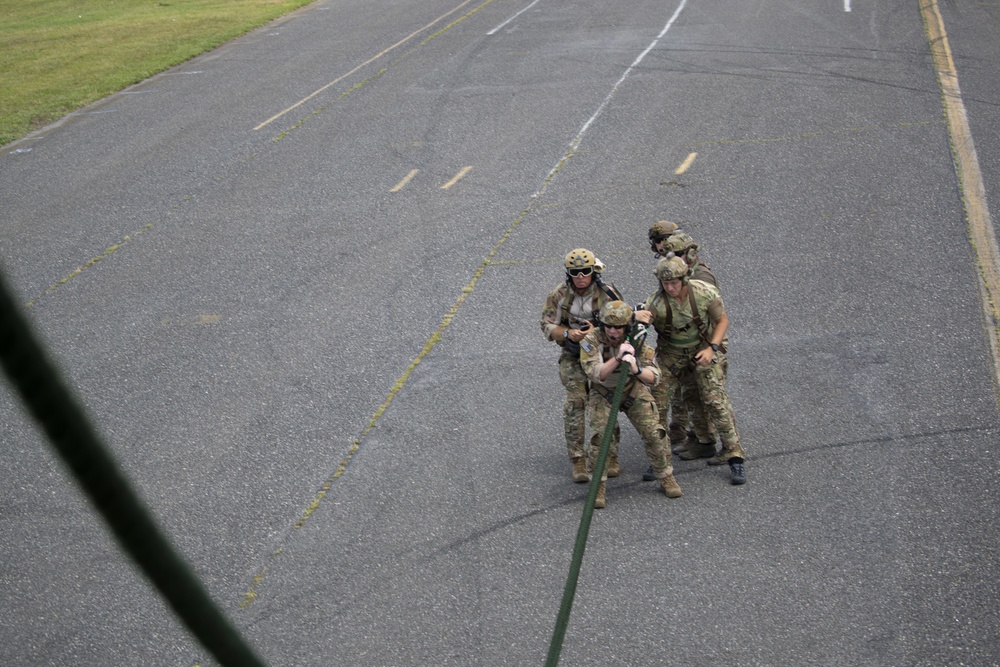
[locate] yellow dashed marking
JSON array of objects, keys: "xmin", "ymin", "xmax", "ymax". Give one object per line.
[
  {"xmin": 390, "ymin": 169, "xmax": 420, "ymax": 192},
  {"xmin": 441, "ymin": 166, "xmax": 473, "ymax": 189},
  {"xmin": 674, "ymin": 152, "xmax": 697, "ymax": 174}
]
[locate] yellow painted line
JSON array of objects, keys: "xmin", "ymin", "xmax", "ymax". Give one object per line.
[
  {"xmin": 441, "ymin": 166, "xmax": 474, "ymax": 189},
  {"xmin": 674, "ymin": 152, "xmax": 697, "ymax": 175},
  {"xmin": 253, "ymin": 0, "xmax": 477, "ymax": 131},
  {"xmin": 390, "ymin": 168, "xmax": 419, "ymax": 192},
  {"xmin": 921, "ymin": 0, "xmax": 1000, "ymax": 405}
]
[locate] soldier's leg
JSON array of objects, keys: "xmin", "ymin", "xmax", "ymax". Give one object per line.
[
  {"xmin": 683, "ymin": 383, "xmax": 715, "ymax": 444},
  {"xmin": 625, "ymin": 393, "xmax": 681, "ymax": 498},
  {"xmin": 559, "ymin": 355, "xmax": 589, "ymax": 482},
  {"xmin": 667, "ymin": 391, "xmax": 690, "ymax": 446},
  {"xmin": 694, "ymin": 355, "xmax": 747, "ymax": 484},
  {"xmin": 586, "ymin": 392, "xmax": 615, "ymax": 482},
  {"xmin": 586, "ymin": 392, "xmax": 615, "ymax": 508},
  {"xmin": 649, "ymin": 357, "xmax": 672, "ymax": 434},
  {"xmin": 607, "ymin": 421, "xmax": 622, "ymax": 478},
  {"xmin": 645, "ymin": 355, "xmax": 683, "ymax": 479},
  {"xmin": 675, "ymin": 379, "xmax": 718, "ymax": 461}
]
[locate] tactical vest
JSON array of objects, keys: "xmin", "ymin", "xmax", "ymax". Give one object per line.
[{"xmin": 647, "ymin": 282, "xmax": 720, "ymax": 351}]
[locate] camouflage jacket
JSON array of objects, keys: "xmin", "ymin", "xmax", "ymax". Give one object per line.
[
  {"xmin": 644, "ymin": 279, "xmax": 726, "ymax": 351},
  {"xmin": 579, "ymin": 328, "xmax": 661, "ymax": 390},
  {"xmin": 541, "ymin": 280, "xmax": 621, "ymax": 353}
]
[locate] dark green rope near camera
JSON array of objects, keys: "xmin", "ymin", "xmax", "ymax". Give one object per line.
[
  {"xmin": 545, "ymin": 361, "xmax": 629, "ymax": 667},
  {"xmin": 0, "ymin": 271, "xmax": 267, "ymax": 667}
]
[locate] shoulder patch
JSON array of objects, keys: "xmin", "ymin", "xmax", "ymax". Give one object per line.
[{"xmin": 580, "ymin": 339, "xmax": 594, "ymax": 354}]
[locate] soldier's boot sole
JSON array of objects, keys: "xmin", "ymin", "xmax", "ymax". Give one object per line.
[{"xmin": 571, "ymin": 457, "xmax": 589, "ymax": 483}]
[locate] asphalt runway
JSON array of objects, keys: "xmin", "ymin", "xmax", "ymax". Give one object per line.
[{"xmin": 1, "ymin": 0, "xmax": 998, "ymax": 664}]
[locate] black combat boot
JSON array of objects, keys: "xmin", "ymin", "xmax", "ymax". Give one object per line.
[{"xmin": 728, "ymin": 458, "xmax": 746, "ymax": 485}]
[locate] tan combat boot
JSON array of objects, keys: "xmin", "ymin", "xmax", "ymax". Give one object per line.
[
  {"xmin": 660, "ymin": 474, "xmax": 683, "ymax": 498},
  {"xmin": 606, "ymin": 455, "xmax": 620, "ymax": 478},
  {"xmin": 594, "ymin": 481, "xmax": 607, "ymax": 508},
  {"xmin": 571, "ymin": 457, "xmax": 589, "ymax": 483}
]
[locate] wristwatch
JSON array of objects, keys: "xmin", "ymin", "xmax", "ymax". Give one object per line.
[
  {"xmin": 710, "ymin": 343, "xmax": 719, "ymax": 352},
  {"xmin": 563, "ymin": 329, "xmax": 569, "ymax": 339}
]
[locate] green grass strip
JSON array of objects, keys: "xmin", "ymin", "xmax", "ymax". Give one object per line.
[{"xmin": 0, "ymin": 0, "xmax": 316, "ymax": 145}]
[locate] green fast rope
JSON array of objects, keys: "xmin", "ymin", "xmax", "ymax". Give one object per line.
[
  {"xmin": 544, "ymin": 361, "xmax": 629, "ymax": 667},
  {"xmin": 0, "ymin": 270, "xmax": 267, "ymax": 667}
]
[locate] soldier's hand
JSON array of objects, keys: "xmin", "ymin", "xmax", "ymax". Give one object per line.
[
  {"xmin": 694, "ymin": 347, "xmax": 715, "ymax": 366},
  {"xmin": 618, "ymin": 341, "xmax": 635, "ymax": 357},
  {"xmin": 633, "ymin": 310, "xmax": 653, "ymax": 325},
  {"xmin": 568, "ymin": 328, "xmax": 587, "ymax": 343}
]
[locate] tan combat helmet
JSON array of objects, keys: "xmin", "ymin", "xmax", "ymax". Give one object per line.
[
  {"xmin": 648, "ymin": 220, "xmax": 680, "ymax": 252},
  {"xmin": 660, "ymin": 231, "xmax": 699, "ymax": 260},
  {"xmin": 600, "ymin": 300, "xmax": 633, "ymax": 327},
  {"xmin": 654, "ymin": 256, "xmax": 690, "ymax": 282},
  {"xmin": 565, "ymin": 248, "xmax": 597, "ymax": 270},
  {"xmin": 564, "ymin": 248, "xmax": 607, "ymax": 278}
]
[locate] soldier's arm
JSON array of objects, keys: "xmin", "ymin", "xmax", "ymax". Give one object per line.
[
  {"xmin": 639, "ymin": 344, "xmax": 661, "ymax": 386},
  {"xmin": 579, "ymin": 338, "xmax": 603, "ymax": 383},
  {"xmin": 694, "ymin": 300, "xmax": 728, "ymax": 365},
  {"xmin": 541, "ymin": 290, "xmax": 568, "ymax": 342}
]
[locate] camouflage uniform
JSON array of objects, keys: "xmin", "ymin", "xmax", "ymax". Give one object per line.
[
  {"xmin": 646, "ymin": 278, "xmax": 746, "ymax": 463},
  {"xmin": 579, "ymin": 329, "xmax": 673, "ymax": 482},
  {"xmin": 541, "ymin": 281, "xmax": 620, "ymax": 463},
  {"xmin": 654, "ymin": 259, "xmax": 720, "ymax": 447},
  {"xmin": 653, "ymin": 230, "xmax": 721, "ymax": 449}
]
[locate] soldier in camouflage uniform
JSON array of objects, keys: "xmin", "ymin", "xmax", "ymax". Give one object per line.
[
  {"xmin": 657, "ymin": 230, "xmax": 723, "ymax": 459},
  {"xmin": 541, "ymin": 249, "xmax": 622, "ymax": 483},
  {"xmin": 642, "ymin": 256, "xmax": 747, "ymax": 485},
  {"xmin": 579, "ymin": 301, "xmax": 682, "ymax": 508},
  {"xmin": 643, "ymin": 223, "xmax": 721, "ymax": 462}
]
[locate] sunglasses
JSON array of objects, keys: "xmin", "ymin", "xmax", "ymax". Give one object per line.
[
  {"xmin": 567, "ymin": 267, "xmax": 593, "ymax": 277},
  {"xmin": 604, "ymin": 323, "xmax": 627, "ymax": 330}
]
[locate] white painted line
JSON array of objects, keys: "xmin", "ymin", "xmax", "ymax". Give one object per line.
[
  {"xmin": 441, "ymin": 166, "xmax": 474, "ymax": 189},
  {"xmin": 844, "ymin": 0, "xmax": 851, "ymax": 12},
  {"xmin": 487, "ymin": 0, "xmax": 542, "ymax": 35},
  {"xmin": 390, "ymin": 169, "xmax": 420, "ymax": 192},
  {"xmin": 675, "ymin": 152, "xmax": 697, "ymax": 175},
  {"xmin": 535, "ymin": 0, "xmax": 689, "ymax": 198},
  {"xmin": 254, "ymin": 0, "xmax": 476, "ymax": 131}
]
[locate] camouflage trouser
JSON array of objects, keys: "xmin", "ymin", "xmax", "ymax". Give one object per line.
[
  {"xmin": 587, "ymin": 388, "xmax": 672, "ymax": 481},
  {"xmin": 655, "ymin": 347, "xmax": 745, "ymax": 461},
  {"xmin": 656, "ymin": 382, "xmax": 716, "ymax": 444},
  {"xmin": 558, "ymin": 353, "xmax": 619, "ymax": 461}
]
